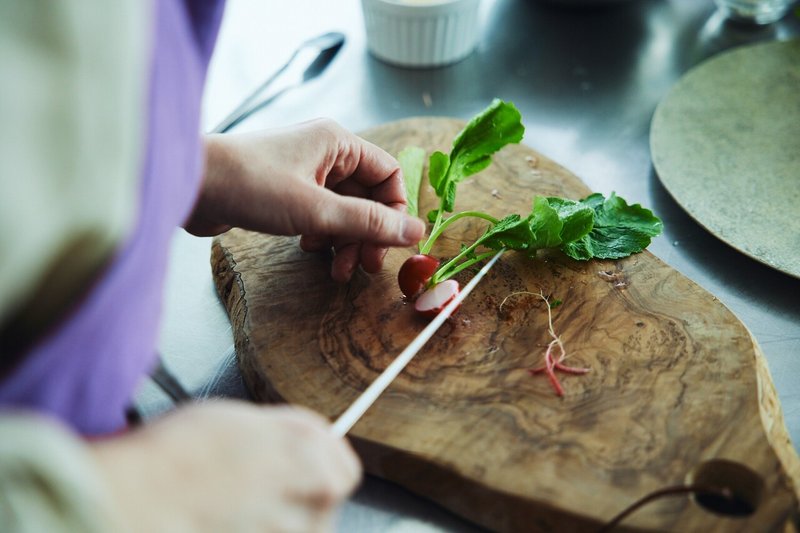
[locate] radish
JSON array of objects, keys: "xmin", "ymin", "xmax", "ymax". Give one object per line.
[
  {"xmin": 414, "ymin": 279, "xmax": 460, "ymax": 318},
  {"xmin": 398, "ymin": 254, "xmax": 440, "ymax": 298},
  {"xmin": 394, "ymin": 100, "xmax": 661, "ymax": 326}
]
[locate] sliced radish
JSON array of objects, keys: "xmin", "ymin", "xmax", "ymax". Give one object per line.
[
  {"xmin": 414, "ymin": 279, "xmax": 461, "ymax": 319},
  {"xmin": 398, "ymin": 254, "xmax": 440, "ymax": 298}
]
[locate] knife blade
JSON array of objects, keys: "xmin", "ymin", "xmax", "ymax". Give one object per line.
[{"xmin": 331, "ymin": 249, "xmax": 506, "ymax": 437}]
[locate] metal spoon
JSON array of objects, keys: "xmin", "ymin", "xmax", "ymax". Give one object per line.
[{"xmin": 211, "ymin": 31, "xmax": 346, "ymax": 134}]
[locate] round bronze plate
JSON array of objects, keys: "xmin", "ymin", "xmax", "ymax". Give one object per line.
[{"xmin": 651, "ymin": 39, "xmax": 800, "ymax": 279}]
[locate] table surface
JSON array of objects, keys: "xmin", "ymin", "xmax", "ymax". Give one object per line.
[{"xmin": 135, "ymin": 1, "xmax": 800, "ymax": 530}]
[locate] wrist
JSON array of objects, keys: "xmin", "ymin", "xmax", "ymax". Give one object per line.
[{"xmin": 183, "ymin": 134, "xmax": 236, "ymax": 236}]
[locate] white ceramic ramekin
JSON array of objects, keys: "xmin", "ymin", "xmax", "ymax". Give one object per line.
[{"xmin": 361, "ymin": 0, "xmax": 481, "ymax": 68}]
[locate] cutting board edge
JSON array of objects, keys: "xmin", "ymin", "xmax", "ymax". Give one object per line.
[
  {"xmin": 211, "ymin": 234, "xmax": 283, "ymax": 404},
  {"xmin": 352, "ymin": 434, "xmax": 608, "ymax": 533},
  {"xmin": 615, "ymin": 252, "xmax": 800, "ymax": 504},
  {"xmin": 751, "ymin": 328, "xmax": 800, "ymax": 505}
]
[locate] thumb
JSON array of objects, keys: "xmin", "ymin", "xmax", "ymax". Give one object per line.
[{"xmin": 308, "ymin": 186, "xmax": 425, "ymax": 246}]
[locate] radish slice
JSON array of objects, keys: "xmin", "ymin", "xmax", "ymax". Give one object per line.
[
  {"xmin": 398, "ymin": 254, "xmax": 440, "ymax": 298},
  {"xmin": 414, "ymin": 279, "xmax": 461, "ymax": 319}
]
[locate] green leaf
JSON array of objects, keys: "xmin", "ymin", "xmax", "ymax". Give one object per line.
[
  {"xmin": 426, "ymin": 209, "xmax": 438, "ymax": 223},
  {"xmin": 578, "ymin": 192, "xmax": 605, "ymax": 210},
  {"xmin": 428, "ymin": 151, "xmax": 450, "ymax": 196},
  {"xmin": 449, "ymin": 99, "xmax": 525, "ymax": 183},
  {"xmin": 442, "ymin": 182, "xmax": 457, "ymax": 213},
  {"xmin": 481, "ymin": 214, "xmax": 533, "ymax": 251},
  {"xmin": 460, "ymin": 243, "xmax": 478, "ymax": 260},
  {"xmin": 397, "ymin": 146, "xmax": 425, "ymax": 218},
  {"xmin": 561, "ymin": 193, "xmax": 663, "ymax": 260},
  {"xmin": 593, "ymin": 193, "xmax": 663, "ymax": 237},
  {"xmin": 546, "ymin": 197, "xmax": 594, "ymax": 244},
  {"xmin": 431, "ymin": 99, "xmax": 525, "ymax": 213},
  {"xmin": 459, "ymin": 155, "xmax": 493, "ymax": 179},
  {"xmin": 528, "ymin": 197, "xmax": 563, "ymax": 249}
]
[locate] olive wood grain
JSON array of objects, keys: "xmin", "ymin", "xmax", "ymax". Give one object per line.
[{"xmin": 211, "ymin": 117, "xmax": 800, "ymax": 532}]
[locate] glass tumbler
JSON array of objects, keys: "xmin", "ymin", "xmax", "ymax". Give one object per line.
[{"xmin": 713, "ymin": 0, "xmax": 796, "ymax": 24}]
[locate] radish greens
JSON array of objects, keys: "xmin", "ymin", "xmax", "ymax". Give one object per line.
[{"xmin": 398, "ymin": 99, "xmax": 662, "ymax": 289}]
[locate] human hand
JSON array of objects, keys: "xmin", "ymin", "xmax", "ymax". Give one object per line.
[
  {"xmin": 91, "ymin": 402, "xmax": 360, "ymax": 533},
  {"xmin": 187, "ymin": 119, "xmax": 426, "ymax": 282}
]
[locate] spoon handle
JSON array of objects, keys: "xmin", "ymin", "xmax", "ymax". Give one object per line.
[{"xmin": 211, "ymin": 31, "xmax": 345, "ymax": 134}]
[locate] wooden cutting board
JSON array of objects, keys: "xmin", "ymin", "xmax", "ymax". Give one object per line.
[{"xmin": 211, "ymin": 117, "xmax": 800, "ymax": 532}]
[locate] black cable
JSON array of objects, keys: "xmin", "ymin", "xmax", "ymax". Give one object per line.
[{"xmin": 598, "ymin": 484, "xmax": 748, "ymax": 532}]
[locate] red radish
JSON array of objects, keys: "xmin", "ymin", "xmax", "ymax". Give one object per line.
[
  {"xmin": 414, "ymin": 279, "xmax": 460, "ymax": 318},
  {"xmin": 398, "ymin": 254, "xmax": 440, "ymax": 298}
]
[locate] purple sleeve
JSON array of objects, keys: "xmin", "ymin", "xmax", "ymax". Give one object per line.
[{"xmin": 0, "ymin": 0, "xmax": 226, "ymax": 435}]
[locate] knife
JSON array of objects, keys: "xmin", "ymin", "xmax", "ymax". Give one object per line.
[
  {"xmin": 150, "ymin": 249, "xmax": 505, "ymax": 431},
  {"xmin": 331, "ymin": 249, "xmax": 506, "ymax": 437}
]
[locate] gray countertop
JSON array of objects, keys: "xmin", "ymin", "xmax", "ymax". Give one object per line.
[{"xmin": 136, "ymin": 0, "xmax": 800, "ymax": 530}]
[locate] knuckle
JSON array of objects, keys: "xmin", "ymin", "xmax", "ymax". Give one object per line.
[
  {"xmin": 314, "ymin": 468, "xmax": 354, "ymax": 509},
  {"xmin": 365, "ymin": 202, "xmax": 389, "ymax": 237},
  {"xmin": 295, "ymin": 187, "xmax": 333, "ymax": 236},
  {"xmin": 310, "ymin": 483, "xmax": 340, "ymax": 510},
  {"xmin": 390, "ymin": 163, "xmax": 403, "ymax": 183},
  {"xmin": 314, "ymin": 202, "xmax": 336, "ymax": 236},
  {"xmin": 310, "ymin": 117, "xmax": 341, "ymax": 140}
]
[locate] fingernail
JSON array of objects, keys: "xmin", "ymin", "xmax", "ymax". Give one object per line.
[{"xmin": 401, "ymin": 217, "xmax": 424, "ymax": 243}]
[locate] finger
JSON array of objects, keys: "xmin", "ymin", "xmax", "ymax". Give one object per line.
[
  {"xmin": 357, "ymin": 168, "xmax": 407, "ymax": 212},
  {"xmin": 325, "ymin": 134, "xmax": 403, "ymax": 191},
  {"xmin": 301, "ymin": 235, "xmax": 388, "ymax": 275},
  {"xmin": 360, "ymin": 243, "xmax": 388, "ymax": 274},
  {"xmin": 276, "ymin": 406, "xmax": 362, "ymax": 490},
  {"xmin": 332, "ymin": 164, "xmax": 407, "ymax": 214},
  {"xmin": 309, "ymin": 186, "xmax": 425, "ymax": 247},
  {"xmin": 300, "ymin": 235, "xmax": 332, "ymax": 252},
  {"xmin": 331, "ymin": 241, "xmax": 361, "ymax": 283},
  {"xmin": 322, "ymin": 180, "xmax": 408, "ymax": 273}
]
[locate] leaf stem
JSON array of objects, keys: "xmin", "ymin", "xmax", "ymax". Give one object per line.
[
  {"xmin": 432, "ymin": 251, "xmax": 496, "ymax": 284},
  {"xmin": 420, "ymin": 205, "xmax": 445, "ymax": 254},
  {"xmin": 420, "ymin": 210, "xmax": 498, "ymax": 255},
  {"xmin": 430, "ymin": 240, "xmax": 482, "ymax": 284}
]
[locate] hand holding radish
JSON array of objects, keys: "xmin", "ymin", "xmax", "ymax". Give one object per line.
[{"xmin": 187, "ymin": 119, "xmax": 426, "ymax": 282}]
